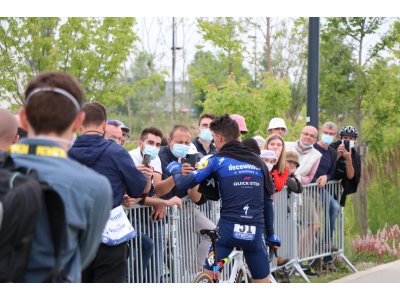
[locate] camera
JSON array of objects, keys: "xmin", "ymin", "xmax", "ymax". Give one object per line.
[
  {"xmin": 142, "ymin": 154, "xmax": 151, "ymax": 166},
  {"xmin": 182, "ymin": 153, "xmax": 200, "ymax": 168},
  {"xmin": 342, "ymin": 140, "xmax": 350, "ymax": 151}
]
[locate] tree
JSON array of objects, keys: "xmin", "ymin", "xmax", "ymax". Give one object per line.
[
  {"xmin": 322, "ymin": 17, "xmax": 390, "ymax": 235},
  {"xmin": 0, "ymin": 17, "xmax": 138, "ymax": 108},
  {"xmin": 203, "ymin": 73, "xmax": 291, "ymax": 136}
]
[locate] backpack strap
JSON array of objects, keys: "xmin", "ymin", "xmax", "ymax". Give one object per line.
[{"xmin": 41, "ymin": 184, "xmax": 71, "ymax": 283}]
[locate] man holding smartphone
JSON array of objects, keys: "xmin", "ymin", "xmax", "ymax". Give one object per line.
[{"xmin": 330, "ymin": 125, "xmax": 361, "ymax": 206}]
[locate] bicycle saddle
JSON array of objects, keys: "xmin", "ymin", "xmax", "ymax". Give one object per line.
[{"xmin": 200, "ymin": 228, "xmax": 220, "ymax": 240}]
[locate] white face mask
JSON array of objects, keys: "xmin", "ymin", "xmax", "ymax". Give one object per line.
[
  {"xmin": 349, "ymin": 140, "xmax": 356, "ymax": 149},
  {"xmin": 265, "ymin": 162, "xmax": 274, "ymax": 171}
]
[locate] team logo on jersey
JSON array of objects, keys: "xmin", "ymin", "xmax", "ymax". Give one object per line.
[
  {"xmin": 243, "ymin": 204, "xmax": 249, "ymax": 215},
  {"xmin": 198, "ymin": 158, "xmax": 209, "ymax": 169}
]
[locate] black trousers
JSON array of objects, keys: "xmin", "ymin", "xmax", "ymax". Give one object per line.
[{"xmin": 82, "ymin": 243, "xmax": 128, "ymax": 283}]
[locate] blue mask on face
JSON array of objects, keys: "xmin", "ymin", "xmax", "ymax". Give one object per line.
[
  {"xmin": 143, "ymin": 145, "xmax": 160, "ymax": 160},
  {"xmin": 171, "ymin": 143, "xmax": 190, "ymax": 158},
  {"xmin": 321, "ymin": 134, "xmax": 334, "ymax": 145},
  {"xmin": 199, "ymin": 129, "xmax": 213, "ymax": 142},
  {"xmin": 299, "ymin": 140, "xmax": 313, "ymax": 149}
]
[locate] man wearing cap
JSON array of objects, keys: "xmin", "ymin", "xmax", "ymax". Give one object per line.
[
  {"xmin": 267, "ymin": 117, "xmax": 288, "ymax": 136},
  {"xmin": 230, "ymin": 114, "xmax": 248, "ymax": 137},
  {"xmin": 10, "ymin": 71, "xmax": 112, "ymax": 282}
]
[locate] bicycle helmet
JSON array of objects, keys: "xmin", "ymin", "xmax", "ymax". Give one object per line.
[{"xmin": 340, "ymin": 125, "xmax": 359, "ymax": 138}]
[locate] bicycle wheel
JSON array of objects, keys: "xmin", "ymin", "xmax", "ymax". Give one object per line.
[
  {"xmin": 194, "ymin": 272, "xmax": 214, "ymax": 283},
  {"xmin": 234, "ymin": 269, "xmax": 252, "ymax": 283}
]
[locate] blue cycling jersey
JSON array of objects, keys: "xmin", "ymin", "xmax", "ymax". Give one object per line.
[{"xmin": 173, "ymin": 155, "xmax": 271, "ymax": 228}]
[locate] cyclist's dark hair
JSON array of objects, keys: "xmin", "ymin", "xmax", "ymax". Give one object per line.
[
  {"xmin": 210, "ymin": 114, "xmax": 240, "ymax": 142},
  {"xmin": 198, "ymin": 113, "xmax": 216, "ymax": 125},
  {"xmin": 82, "ymin": 102, "xmax": 107, "ymax": 126},
  {"xmin": 242, "ymin": 137, "xmax": 261, "ymax": 155},
  {"xmin": 141, "ymin": 127, "xmax": 163, "ymax": 141},
  {"xmin": 169, "ymin": 124, "xmax": 191, "ymax": 139},
  {"xmin": 24, "ymin": 71, "xmax": 85, "ymax": 135}
]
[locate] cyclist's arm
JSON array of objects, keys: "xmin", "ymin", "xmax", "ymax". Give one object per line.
[{"xmin": 168, "ymin": 158, "xmax": 215, "ymax": 191}]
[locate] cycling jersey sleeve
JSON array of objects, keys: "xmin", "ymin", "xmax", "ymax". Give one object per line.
[{"xmin": 170, "ymin": 157, "xmax": 215, "ymax": 191}]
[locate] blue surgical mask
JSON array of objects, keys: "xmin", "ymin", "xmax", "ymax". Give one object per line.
[
  {"xmin": 143, "ymin": 145, "xmax": 160, "ymax": 160},
  {"xmin": 299, "ymin": 140, "xmax": 313, "ymax": 149},
  {"xmin": 172, "ymin": 143, "xmax": 190, "ymax": 158},
  {"xmin": 199, "ymin": 129, "xmax": 213, "ymax": 143},
  {"xmin": 321, "ymin": 134, "xmax": 334, "ymax": 145}
]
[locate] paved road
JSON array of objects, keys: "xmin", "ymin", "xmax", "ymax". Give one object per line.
[{"xmin": 333, "ymin": 259, "xmax": 400, "ymax": 283}]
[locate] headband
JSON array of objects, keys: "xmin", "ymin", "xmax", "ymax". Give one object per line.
[{"xmin": 25, "ymin": 87, "xmax": 81, "ymax": 111}]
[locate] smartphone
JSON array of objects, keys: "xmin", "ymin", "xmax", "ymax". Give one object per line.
[
  {"xmin": 342, "ymin": 140, "xmax": 350, "ymax": 151},
  {"xmin": 142, "ymin": 154, "xmax": 151, "ymax": 166},
  {"xmin": 182, "ymin": 153, "xmax": 198, "ymax": 168}
]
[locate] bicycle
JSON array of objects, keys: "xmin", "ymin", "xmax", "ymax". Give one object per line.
[{"xmin": 193, "ymin": 228, "xmax": 278, "ymax": 283}]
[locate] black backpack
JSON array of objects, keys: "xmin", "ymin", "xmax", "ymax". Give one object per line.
[{"xmin": 0, "ymin": 151, "xmax": 69, "ymax": 283}]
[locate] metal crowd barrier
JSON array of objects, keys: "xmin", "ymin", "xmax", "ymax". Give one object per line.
[{"xmin": 125, "ymin": 180, "xmax": 356, "ymax": 283}]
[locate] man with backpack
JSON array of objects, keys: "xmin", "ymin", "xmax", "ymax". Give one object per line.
[{"xmin": 5, "ymin": 71, "xmax": 112, "ymax": 282}]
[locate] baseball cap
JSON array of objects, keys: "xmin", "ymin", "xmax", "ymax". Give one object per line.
[
  {"xmin": 107, "ymin": 119, "xmax": 130, "ymax": 133},
  {"xmin": 260, "ymin": 150, "xmax": 277, "ymax": 160},
  {"xmin": 230, "ymin": 114, "xmax": 248, "ymax": 133}
]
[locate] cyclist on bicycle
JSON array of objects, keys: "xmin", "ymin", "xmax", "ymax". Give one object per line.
[{"xmin": 166, "ymin": 114, "xmax": 281, "ymax": 283}]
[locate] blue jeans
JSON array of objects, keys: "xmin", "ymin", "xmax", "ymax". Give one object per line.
[
  {"xmin": 320, "ymin": 188, "xmax": 340, "ymax": 242},
  {"xmin": 132, "ymin": 232, "xmax": 154, "ymax": 282}
]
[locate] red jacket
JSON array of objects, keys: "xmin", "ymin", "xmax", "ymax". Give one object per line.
[{"xmin": 271, "ymin": 167, "xmax": 290, "ymax": 192}]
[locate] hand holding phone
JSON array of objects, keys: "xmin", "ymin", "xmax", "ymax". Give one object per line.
[
  {"xmin": 142, "ymin": 154, "xmax": 151, "ymax": 166},
  {"xmin": 182, "ymin": 153, "xmax": 198, "ymax": 168},
  {"xmin": 342, "ymin": 140, "xmax": 350, "ymax": 151}
]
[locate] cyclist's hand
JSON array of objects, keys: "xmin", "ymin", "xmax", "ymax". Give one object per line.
[
  {"xmin": 266, "ymin": 234, "xmax": 281, "ymax": 247},
  {"xmin": 166, "ymin": 161, "xmax": 182, "ymax": 175}
]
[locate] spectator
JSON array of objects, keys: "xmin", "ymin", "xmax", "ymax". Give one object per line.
[
  {"xmin": 126, "ymin": 127, "xmax": 182, "ymax": 282},
  {"xmin": 68, "ymin": 102, "xmax": 147, "ymax": 283},
  {"xmin": 252, "ymin": 135, "xmax": 266, "ymax": 151},
  {"xmin": 192, "ymin": 113, "xmax": 217, "ymax": 156},
  {"xmin": 118, "ymin": 120, "xmax": 130, "ymax": 145},
  {"xmin": 330, "ymin": 125, "xmax": 361, "ymax": 207},
  {"xmin": 9, "ymin": 71, "xmax": 112, "ymax": 282},
  {"xmin": 156, "ymin": 124, "xmax": 215, "ymax": 273},
  {"xmin": 285, "ymin": 125, "xmax": 321, "ymax": 261},
  {"xmin": 230, "ymin": 114, "xmax": 248, "ymax": 137},
  {"xmin": 285, "ymin": 151, "xmax": 303, "ymax": 193},
  {"xmin": 265, "ymin": 134, "xmax": 289, "ymax": 192},
  {"xmin": 311, "ymin": 122, "xmax": 339, "ymax": 262},
  {"xmin": 285, "ymin": 126, "xmax": 321, "ymax": 184},
  {"xmin": 105, "ymin": 120, "xmax": 123, "ymax": 145},
  {"xmin": 242, "ymin": 137, "xmax": 261, "ymax": 155},
  {"xmin": 267, "ymin": 117, "xmax": 288, "ymax": 136},
  {"xmin": 0, "ymin": 109, "xmax": 19, "ymax": 151}
]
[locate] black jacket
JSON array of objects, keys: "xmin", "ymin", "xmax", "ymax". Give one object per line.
[{"xmin": 330, "ymin": 140, "xmax": 361, "ymax": 206}]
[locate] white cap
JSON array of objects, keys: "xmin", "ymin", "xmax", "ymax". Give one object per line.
[
  {"xmin": 260, "ymin": 150, "xmax": 277, "ymax": 160},
  {"xmin": 267, "ymin": 117, "xmax": 288, "ymax": 135},
  {"xmin": 252, "ymin": 135, "xmax": 266, "ymax": 150}
]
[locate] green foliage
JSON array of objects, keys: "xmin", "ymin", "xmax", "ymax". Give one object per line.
[
  {"xmin": 202, "ymin": 73, "xmax": 291, "ymax": 137},
  {"xmin": 0, "ymin": 17, "xmax": 138, "ymax": 108}
]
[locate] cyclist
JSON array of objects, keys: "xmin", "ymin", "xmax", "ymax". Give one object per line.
[{"xmin": 166, "ymin": 114, "xmax": 280, "ymax": 283}]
